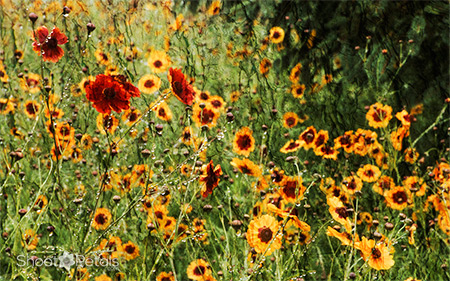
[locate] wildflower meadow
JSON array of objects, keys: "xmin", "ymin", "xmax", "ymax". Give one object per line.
[{"xmin": 0, "ymin": 0, "xmax": 449, "ymax": 280}]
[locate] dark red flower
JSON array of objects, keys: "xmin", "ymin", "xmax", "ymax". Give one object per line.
[
  {"xmin": 168, "ymin": 68, "xmax": 195, "ymax": 105},
  {"xmin": 32, "ymin": 26, "xmax": 68, "ymax": 63},
  {"xmin": 85, "ymin": 74, "xmax": 140, "ymax": 114},
  {"xmin": 199, "ymin": 160, "xmax": 222, "ymax": 198}
]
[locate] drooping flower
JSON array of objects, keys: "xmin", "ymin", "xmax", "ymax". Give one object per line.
[
  {"xmin": 230, "ymin": 158, "xmax": 262, "ymax": 178},
  {"xmin": 207, "ymin": 0, "xmax": 221, "ymax": 16},
  {"xmin": 199, "ymin": 160, "xmax": 222, "ymax": 198},
  {"xmin": 32, "ymin": 26, "xmax": 68, "ymax": 63},
  {"xmin": 22, "ymin": 229, "xmax": 39, "ymax": 250},
  {"xmin": 186, "ymin": 259, "xmax": 211, "ymax": 281},
  {"xmin": 356, "ymin": 237, "xmax": 395, "ymax": 270},
  {"xmin": 289, "ymin": 63, "xmax": 302, "ymax": 84},
  {"xmin": 85, "ymin": 74, "xmax": 140, "ymax": 114},
  {"xmin": 168, "ymin": 68, "xmax": 195, "ymax": 105}
]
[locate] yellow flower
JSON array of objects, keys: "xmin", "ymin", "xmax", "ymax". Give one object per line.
[
  {"xmin": 138, "ymin": 74, "xmax": 161, "ymax": 94},
  {"xmin": 269, "ymin": 26, "xmax": 285, "ymax": 44},
  {"xmin": 148, "ymin": 50, "xmax": 171, "ymax": 73},
  {"xmin": 92, "ymin": 208, "xmax": 112, "ymax": 230},
  {"xmin": 246, "ymin": 215, "xmax": 282, "ymax": 256},
  {"xmin": 233, "ymin": 127, "xmax": 255, "ymax": 157}
]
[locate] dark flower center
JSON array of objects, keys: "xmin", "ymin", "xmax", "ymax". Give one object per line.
[
  {"xmin": 158, "ymin": 108, "xmax": 166, "ymax": 118},
  {"xmin": 335, "ymin": 207, "xmax": 348, "ymax": 219},
  {"xmin": 46, "ymin": 37, "xmax": 58, "ymax": 49},
  {"xmin": 129, "ymin": 112, "xmax": 138, "ymax": 122},
  {"xmin": 154, "ymin": 60, "xmax": 163, "ymax": 68},
  {"xmin": 286, "ymin": 117, "xmax": 296, "ymax": 126},
  {"xmin": 273, "ymin": 31, "xmax": 280, "ymax": 39},
  {"xmin": 95, "ymin": 214, "xmax": 107, "ymax": 225},
  {"xmin": 393, "ymin": 191, "xmax": 407, "ymax": 204},
  {"xmin": 372, "ymin": 109, "xmax": 386, "ymax": 122},
  {"xmin": 193, "ymin": 265, "xmax": 206, "ymax": 276},
  {"xmin": 237, "ymin": 134, "xmax": 252, "ymax": 150},
  {"xmin": 103, "ymin": 87, "xmax": 116, "ymax": 99},
  {"xmin": 211, "ymin": 100, "xmax": 222, "ymax": 108},
  {"xmin": 125, "ymin": 244, "xmax": 135, "ymax": 254},
  {"xmin": 26, "ymin": 103, "xmax": 37, "ymax": 114},
  {"xmin": 258, "ymin": 227, "xmax": 273, "ymax": 243},
  {"xmin": 144, "ymin": 79, "xmax": 155, "ymax": 88},
  {"xmin": 173, "ymin": 81, "xmax": 183, "ymax": 95},
  {"xmin": 371, "ymin": 248, "xmax": 382, "ymax": 259}
]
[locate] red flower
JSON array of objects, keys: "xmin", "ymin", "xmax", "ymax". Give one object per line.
[
  {"xmin": 168, "ymin": 68, "xmax": 195, "ymax": 105},
  {"xmin": 199, "ymin": 160, "xmax": 222, "ymax": 198},
  {"xmin": 32, "ymin": 26, "xmax": 68, "ymax": 63},
  {"xmin": 85, "ymin": 74, "xmax": 140, "ymax": 114}
]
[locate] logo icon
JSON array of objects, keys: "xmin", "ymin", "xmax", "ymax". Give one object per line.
[{"xmin": 58, "ymin": 251, "xmax": 75, "ymax": 271}]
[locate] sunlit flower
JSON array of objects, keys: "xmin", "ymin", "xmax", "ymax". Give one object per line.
[
  {"xmin": 148, "ymin": 50, "xmax": 171, "ymax": 73},
  {"xmin": 20, "ymin": 73, "xmax": 41, "ymax": 93},
  {"xmin": 32, "ymin": 26, "xmax": 68, "ymax": 62},
  {"xmin": 168, "ymin": 68, "xmax": 195, "ymax": 105},
  {"xmin": 152, "ymin": 101, "xmax": 173, "ymax": 121},
  {"xmin": 259, "ymin": 58, "xmax": 272, "ymax": 75},
  {"xmin": 395, "ymin": 110, "xmax": 412, "ymax": 128},
  {"xmin": 298, "ymin": 126, "xmax": 317, "ymax": 150},
  {"xmin": 0, "ymin": 98, "xmax": 14, "ymax": 115},
  {"xmin": 403, "ymin": 176, "xmax": 427, "ymax": 197},
  {"xmin": 122, "ymin": 108, "xmax": 141, "ymax": 126},
  {"xmin": 334, "ymin": 131, "xmax": 354, "ymax": 153},
  {"xmin": 138, "ymin": 74, "xmax": 161, "ymax": 94},
  {"xmin": 206, "ymin": 0, "xmax": 221, "ymax": 16},
  {"xmin": 269, "ymin": 26, "xmax": 285, "ymax": 44},
  {"xmin": 390, "ymin": 126, "xmax": 409, "ymax": 151},
  {"xmin": 156, "ymin": 271, "xmax": 175, "ymax": 281},
  {"xmin": 279, "ymin": 176, "xmax": 306, "ymax": 203},
  {"xmin": 186, "ymin": 259, "xmax": 211, "ymax": 281},
  {"xmin": 372, "ymin": 175, "xmax": 395, "ymax": 196},
  {"xmin": 95, "ymin": 49, "xmax": 111, "ymax": 65},
  {"xmin": 247, "ymin": 214, "xmax": 282, "ymax": 256},
  {"xmin": 22, "ymin": 229, "xmax": 39, "ymax": 250},
  {"xmin": 208, "ymin": 95, "xmax": 226, "ymax": 111},
  {"xmin": 357, "ymin": 237, "xmax": 395, "ymax": 270},
  {"xmin": 366, "ymin": 102, "xmax": 393, "ymax": 128},
  {"xmin": 326, "ymin": 226, "xmax": 359, "ymax": 246},
  {"xmin": 95, "ymin": 274, "xmax": 112, "ymax": 281},
  {"xmin": 327, "ymin": 196, "xmax": 352, "ymax": 231},
  {"xmin": 230, "ymin": 158, "xmax": 262, "ymax": 178},
  {"xmin": 341, "ymin": 175, "xmax": 363, "ymax": 195},
  {"xmin": 357, "ymin": 164, "xmax": 381, "ymax": 183},
  {"xmin": 34, "ymin": 195, "xmax": 47, "ymax": 215},
  {"xmin": 385, "ymin": 186, "xmax": 411, "ymax": 210},
  {"xmin": 289, "ymin": 63, "xmax": 302, "ymax": 84},
  {"xmin": 96, "ymin": 114, "xmax": 119, "ymax": 134},
  {"xmin": 282, "ymin": 112, "xmax": 300, "ymax": 128},
  {"xmin": 233, "ymin": 127, "xmax": 255, "ymax": 157},
  {"xmin": 92, "ymin": 208, "xmax": 112, "ymax": 230},
  {"xmin": 280, "ymin": 139, "xmax": 302, "ymax": 153},
  {"xmin": 192, "ymin": 103, "xmax": 220, "ymax": 128},
  {"xmin": 122, "ymin": 241, "xmax": 140, "ymax": 260},
  {"xmin": 291, "ymin": 84, "xmax": 306, "ymax": 98}
]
